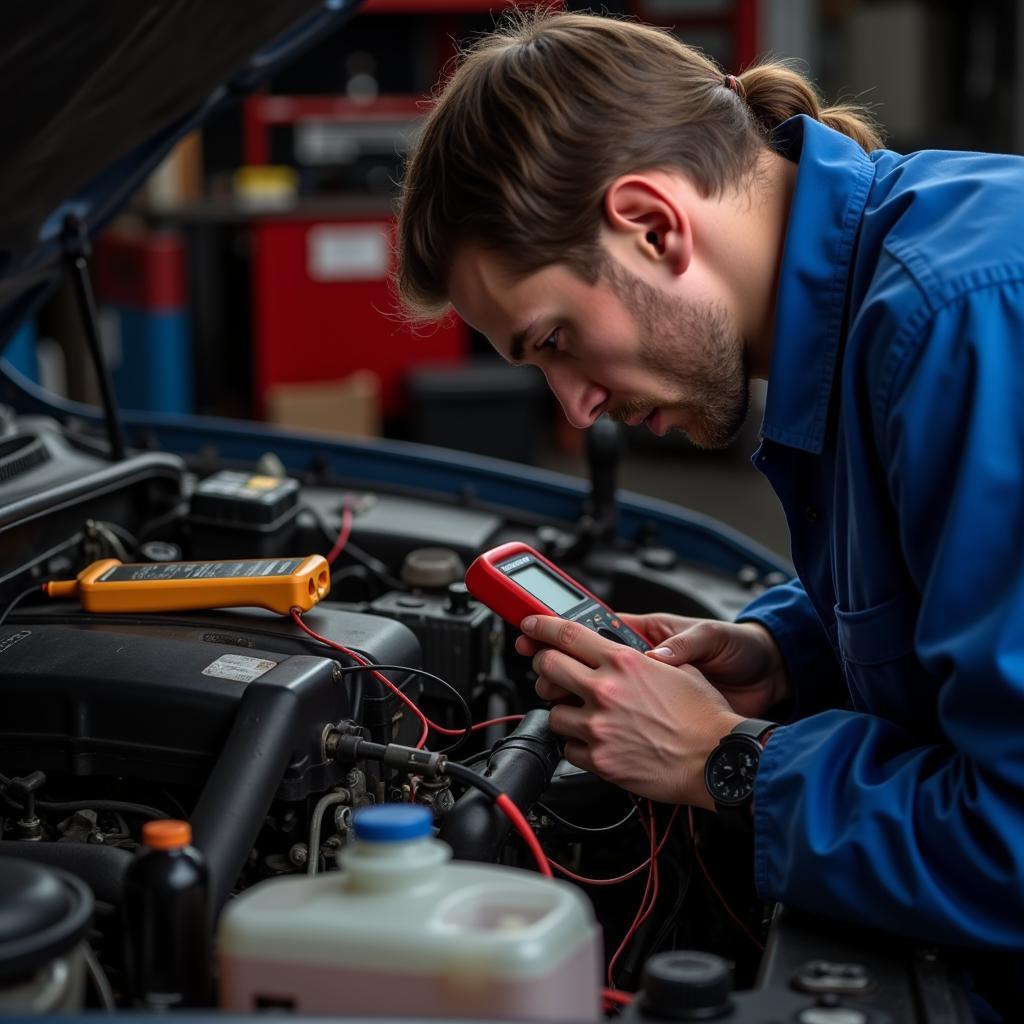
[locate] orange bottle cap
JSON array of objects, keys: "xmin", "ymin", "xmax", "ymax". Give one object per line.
[{"xmin": 142, "ymin": 819, "xmax": 192, "ymax": 850}]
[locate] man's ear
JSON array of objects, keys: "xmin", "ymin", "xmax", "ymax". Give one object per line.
[{"xmin": 603, "ymin": 175, "xmax": 692, "ymax": 277}]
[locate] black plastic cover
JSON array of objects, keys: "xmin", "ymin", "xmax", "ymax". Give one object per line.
[
  {"xmin": 0, "ymin": 605, "xmax": 420, "ymax": 797},
  {"xmin": 0, "ymin": 860, "xmax": 93, "ymax": 982},
  {"xmin": 0, "ymin": 419, "xmax": 185, "ymax": 599}
]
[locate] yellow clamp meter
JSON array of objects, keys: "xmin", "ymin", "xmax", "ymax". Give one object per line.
[{"xmin": 45, "ymin": 555, "xmax": 330, "ymax": 615}]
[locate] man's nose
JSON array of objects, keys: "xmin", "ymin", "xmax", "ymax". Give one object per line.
[{"xmin": 544, "ymin": 367, "xmax": 607, "ymax": 429}]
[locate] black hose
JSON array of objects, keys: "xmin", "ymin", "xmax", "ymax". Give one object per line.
[
  {"xmin": 0, "ymin": 841, "xmax": 132, "ymax": 905},
  {"xmin": 443, "ymin": 761, "xmax": 503, "ymax": 801},
  {"xmin": 0, "ymin": 774, "xmax": 171, "ymax": 821},
  {"xmin": 438, "ymin": 709, "xmax": 561, "ymax": 863}
]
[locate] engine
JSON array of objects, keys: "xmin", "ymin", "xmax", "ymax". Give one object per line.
[{"xmin": 0, "ymin": 413, "xmax": 955, "ymax": 1023}]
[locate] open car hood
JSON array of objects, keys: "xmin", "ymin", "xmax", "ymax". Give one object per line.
[{"xmin": 0, "ymin": 0, "xmax": 362, "ymax": 351}]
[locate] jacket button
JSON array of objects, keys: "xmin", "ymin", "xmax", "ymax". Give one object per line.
[{"xmin": 803, "ymin": 506, "xmax": 821, "ymax": 523}]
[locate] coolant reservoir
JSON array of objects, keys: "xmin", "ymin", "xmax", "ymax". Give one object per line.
[{"xmin": 217, "ymin": 804, "xmax": 602, "ymax": 1020}]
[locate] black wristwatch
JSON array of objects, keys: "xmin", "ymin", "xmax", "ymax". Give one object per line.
[{"xmin": 704, "ymin": 718, "xmax": 776, "ymax": 831}]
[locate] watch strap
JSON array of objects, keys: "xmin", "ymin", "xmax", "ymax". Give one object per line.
[{"xmin": 730, "ymin": 718, "xmax": 776, "ymax": 743}]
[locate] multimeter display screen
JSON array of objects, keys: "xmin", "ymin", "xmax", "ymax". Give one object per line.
[{"xmin": 509, "ymin": 564, "xmax": 584, "ymax": 614}]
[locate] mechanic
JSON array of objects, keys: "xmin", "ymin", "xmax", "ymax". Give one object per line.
[{"xmin": 394, "ymin": 10, "xmax": 1024, "ymax": 1019}]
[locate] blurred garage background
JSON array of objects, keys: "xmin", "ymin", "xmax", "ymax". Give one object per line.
[{"xmin": 4, "ymin": 0, "xmax": 1021, "ymax": 560}]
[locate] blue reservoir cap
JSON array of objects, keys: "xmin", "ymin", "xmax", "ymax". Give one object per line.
[{"xmin": 354, "ymin": 804, "xmax": 432, "ymax": 842}]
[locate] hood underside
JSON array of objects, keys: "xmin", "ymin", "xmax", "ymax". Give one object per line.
[{"xmin": 0, "ymin": 0, "xmax": 359, "ymax": 345}]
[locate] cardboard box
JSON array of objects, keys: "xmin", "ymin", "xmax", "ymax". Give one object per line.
[{"xmin": 264, "ymin": 371, "xmax": 381, "ymax": 438}]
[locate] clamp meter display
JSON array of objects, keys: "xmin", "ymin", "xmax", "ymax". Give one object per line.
[{"xmin": 465, "ymin": 542, "xmax": 650, "ymax": 651}]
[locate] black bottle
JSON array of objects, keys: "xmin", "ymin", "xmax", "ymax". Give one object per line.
[{"xmin": 123, "ymin": 819, "xmax": 213, "ymax": 1009}]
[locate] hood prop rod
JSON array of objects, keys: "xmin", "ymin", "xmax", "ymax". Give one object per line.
[{"xmin": 61, "ymin": 215, "xmax": 126, "ymax": 462}]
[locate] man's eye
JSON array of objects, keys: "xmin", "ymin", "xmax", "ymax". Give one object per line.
[{"xmin": 537, "ymin": 329, "xmax": 560, "ymax": 352}]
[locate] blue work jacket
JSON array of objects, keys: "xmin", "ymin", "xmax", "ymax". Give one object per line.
[{"xmin": 741, "ymin": 115, "xmax": 1024, "ymax": 1015}]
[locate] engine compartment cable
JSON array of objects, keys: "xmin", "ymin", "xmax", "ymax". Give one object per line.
[
  {"xmin": 546, "ymin": 805, "xmax": 677, "ymax": 887},
  {"xmin": 82, "ymin": 942, "xmax": 116, "ymax": 1012},
  {"xmin": 325, "ymin": 501, "xmax": 353, "ymax": 565},
  {"xmin": 291, "ymin": 609, "xmax": 431, "ymax": 747},
  {"xmin": 442, "ymin": 762, "xmax": 552, "ymax": 878},
  {"xmin": 534, "ymin": 801, "xmax": 638, "ymax": 835},
  {"xmin": 0, "ymin": 773, "xmax": 171, "ymax": 821},
  {"xmin": 337, "ymin": 662, "xmax": 473, "ymax": 750},
  {"xmin": 0, "ymin": 583, "xmax": 45, "ymax": 628},
  {"xmin": 607, "ymin": 800, "xmax": 669, "ymax": 988},
  {"xmin": 688, "ymin": 806, "xmax": 765, "ymax": 952},
  {"xmin": 328, "ymin": 734, "xmax": 552, "ymax": 879},
  {"xmin": 292, "ymin": 611, "xmax": 522, "ymax": 754},
  {"xmin": 304, "ymin": 501, "xmax": 403, "ymax": 589},
  {"xmin": 602, "ymin": 988, "xmax": 634, "ymax": 1009}
]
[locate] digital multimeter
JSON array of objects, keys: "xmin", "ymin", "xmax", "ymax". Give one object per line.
[{"xmin": 465, "ymin": 542, "xmax": 650, "ymax": 651}]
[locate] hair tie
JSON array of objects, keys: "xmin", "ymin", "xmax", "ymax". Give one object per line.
[{"xmin": 723, "ymin": 74, "xmax": 739, "ymax": 94}]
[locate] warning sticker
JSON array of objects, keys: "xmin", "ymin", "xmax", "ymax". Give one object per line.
[{"xmin": 202, "ymin": 654, "xmax": 278, "ymax": 683}]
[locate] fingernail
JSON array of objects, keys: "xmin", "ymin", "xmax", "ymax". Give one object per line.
[
  {"xmin": 522, "ymin": 616, "xmax": 537, "ymax": 632},
  {"xmin": 652, "ymin": 646, "xmax": 673, "ymax": 657}
]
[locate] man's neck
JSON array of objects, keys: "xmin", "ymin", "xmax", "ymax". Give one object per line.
[{"xmin": 695, "ymin": 149, "xmax": 798, "ymax": 381}]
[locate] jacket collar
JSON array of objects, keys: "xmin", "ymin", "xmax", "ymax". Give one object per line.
[{"xmin": 761, "ymin": 115, "xmax": 877, "ymax": 454}]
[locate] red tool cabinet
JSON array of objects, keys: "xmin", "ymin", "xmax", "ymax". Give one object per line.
[{"xmin": 250, "ymin": 214, "xmax": 466, "ymax": 419}]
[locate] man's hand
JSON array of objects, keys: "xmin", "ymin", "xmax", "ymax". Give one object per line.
[
  {"xmin": 517, "ymin": 614, "xmax": 744, "ymax": 807},
  {"xmin": 620, "ymin": 613, "xmax": 792, "ymax": 720}
]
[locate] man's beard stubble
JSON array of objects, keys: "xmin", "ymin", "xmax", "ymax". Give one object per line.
[{"xmin": 601, "ymin": 258, "xmax": 750, "ymax": 450}]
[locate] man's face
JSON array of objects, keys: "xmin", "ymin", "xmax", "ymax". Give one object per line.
[{"xmin": 448, "ymin": 243, "xmax": 749, "ymax": 450}]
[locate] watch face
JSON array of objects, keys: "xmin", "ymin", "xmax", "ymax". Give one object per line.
[{"xmin": 705, "ymin": 737, "xmax": 760, "ymax": 806}]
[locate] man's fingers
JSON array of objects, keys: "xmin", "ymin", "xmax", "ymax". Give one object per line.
[
  {"xmin": 619, "ymin": 612, "xmax": 700, "ymax": 647},
  {"xmin": 561, "ymin": 738, "xmax": 596, "ymax": 776},
  {"xmin": 530, "ymin": 646, "xmax": 591, "ymax": 700},
  {"xmin": 515, "ymin": 635, "xmax": 543, "ymax": 658},
  {"xmin": 534, "ymin": 676, "xmax": 574, "ymax": 703},
  {"xmin": 547, "ymin": 702, "xmax": 590, "ymax": 742},
  {"xmin": 645, "ymin": 621, "xmax": 725, "ymax": 665},
  {"xmin": 520, "ymin": 614, "xmax": 604, "ymax": 669}
]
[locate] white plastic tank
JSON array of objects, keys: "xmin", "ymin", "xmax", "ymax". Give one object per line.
[{"xmin": 217, "ymin": 804, "xmax": 602, "ymax": 1020}]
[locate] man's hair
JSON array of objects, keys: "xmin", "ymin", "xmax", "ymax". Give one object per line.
[{"xmin": 396, "ymin": 8, "xmax": 882, "ymax": 321}]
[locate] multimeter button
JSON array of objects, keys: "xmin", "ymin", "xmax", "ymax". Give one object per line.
[{"xmin": 598, "ymin": 628, "xmax": 631, "ymax": 646}]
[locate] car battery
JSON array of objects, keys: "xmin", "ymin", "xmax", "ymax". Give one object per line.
[
  {"xmin": 367, "ymin": 584, "xmax": 496, "ymax": 698},
  {"xmin": 185, "ymin": 470, "xmax": 300, "ymax": 560}
]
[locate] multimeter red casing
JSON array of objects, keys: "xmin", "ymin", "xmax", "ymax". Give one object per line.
[{"xmin": 465, "ymin": 541, "xmax": 651, "ymax": 651}]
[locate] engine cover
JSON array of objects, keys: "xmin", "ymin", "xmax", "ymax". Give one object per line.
[{"xmin": 0, "ymin": 605, "xmax": 420, "ymax": 799}]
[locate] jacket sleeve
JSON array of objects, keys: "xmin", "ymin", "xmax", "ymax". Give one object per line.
[
  {"xmin": 754, "ymin": 281, "xmax": 1024, "ymax": 949},
  {"xmin": 736, "ymin": 578, "xmax": 848, "ymax": 718}
]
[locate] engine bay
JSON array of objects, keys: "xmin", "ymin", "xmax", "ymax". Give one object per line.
[{"xmin": 0, "ymin": 408, "xmax": 971, "ymax": 1021}]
